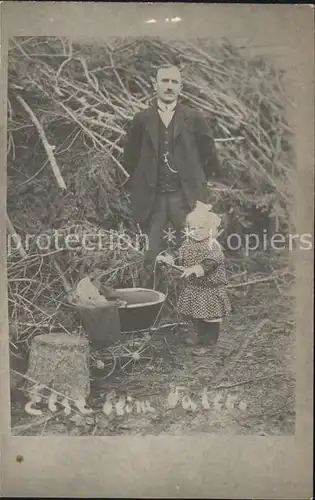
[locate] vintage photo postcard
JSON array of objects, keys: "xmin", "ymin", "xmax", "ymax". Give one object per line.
[{"xmin": 0, "ymin": 3, "xmax": 313, "ymax": 498}]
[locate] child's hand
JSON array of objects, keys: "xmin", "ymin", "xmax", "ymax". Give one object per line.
[
  {"xmin": 181, "ymin": 264, "xmax": 205, "ymax": 278},
  {"xmin": 156, "ymin": 254, "xmax": 175, "ymax": 266}
]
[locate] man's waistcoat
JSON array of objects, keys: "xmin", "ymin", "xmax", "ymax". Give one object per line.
[{"xmin": 156, "ymin": 117, "xmax": 181, "ymax": 192}]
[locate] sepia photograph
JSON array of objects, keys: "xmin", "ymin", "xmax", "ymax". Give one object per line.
[
  {"xmin": 6, "ymin": 33, "xmax": 302, "ymax": 438},
  {"xmin": 0, "ymin": 4, "xmax": 313, "ymax": 499}
]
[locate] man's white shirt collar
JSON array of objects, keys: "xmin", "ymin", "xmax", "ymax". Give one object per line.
[{"xmin": 157, "ymin": 99, "xmax": 177, "ymax": 112}]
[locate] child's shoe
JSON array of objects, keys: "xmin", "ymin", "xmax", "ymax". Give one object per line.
[
  {"xmin": 183, "ymin": 333, "xmax": 198, "ymax": 346},
  {"xmin": 192, "ymin": 329, "xmax": 218, "ymax": 356},
  {"xmin": 197, "ymin": 321, "xmax": 220, "ymax": 347}
]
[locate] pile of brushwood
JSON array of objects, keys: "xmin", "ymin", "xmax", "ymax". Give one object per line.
[{"xmin": 7, "ymin": 36, "xmax": 295, "ymax": 362}]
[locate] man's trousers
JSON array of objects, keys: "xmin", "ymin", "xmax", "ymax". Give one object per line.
[{"xmin": 140, "ymin": 189, "xmax": 190, "ymax": 288}]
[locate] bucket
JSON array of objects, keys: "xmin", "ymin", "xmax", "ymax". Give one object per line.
[{"xmin": 77, "ymin": 302, "xmax": 122, "ymax": 348}]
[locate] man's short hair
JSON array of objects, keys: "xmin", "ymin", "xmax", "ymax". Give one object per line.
[{"xmin": 155, "ymin": 64, "xmax": 181, "ymax": 80}]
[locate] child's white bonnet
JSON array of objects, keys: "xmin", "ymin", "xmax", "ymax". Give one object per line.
[{"xmin": 187, "ymin": 201, "xmax": 221, "ymax": 230}]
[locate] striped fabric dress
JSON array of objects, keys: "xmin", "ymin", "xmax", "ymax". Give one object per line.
[{"xmin": 177, "ymin": 237, "xmax": 231, "ymax": 321}]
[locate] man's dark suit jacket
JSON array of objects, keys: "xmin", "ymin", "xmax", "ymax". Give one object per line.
[{"xmin": 122, "ymin": 100, "xmax": 220, "ymax": 226}]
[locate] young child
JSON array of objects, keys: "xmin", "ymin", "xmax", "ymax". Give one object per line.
[{"xmin": 158, "ymin": 201, "xmax": 231, "ymax": 352}]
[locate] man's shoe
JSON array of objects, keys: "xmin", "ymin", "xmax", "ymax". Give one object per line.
[
  {"xmin": 191, "ymin": 347, "xmax": 209, "ymax": 356},
  {"xmin": 191, "ymin": 346, "xmax": 216, "ymax": 356}
]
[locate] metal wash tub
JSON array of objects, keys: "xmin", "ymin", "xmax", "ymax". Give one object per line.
[
  {"xmin": 114, "ymin": 287, "xmax": 166, "ymax": 333},
  {"xmin": 78, "ymin": 288, "xmax": 167, "ymax": 375}
]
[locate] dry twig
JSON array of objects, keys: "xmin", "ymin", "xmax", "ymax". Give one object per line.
[{"xmin": 16, "ymin": 95, "xmax": 67, "ymax": 190}]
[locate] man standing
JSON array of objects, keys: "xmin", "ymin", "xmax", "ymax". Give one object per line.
[{"xmin": 122, "ymin": 64, "xmax": 220, "ymax": 286}]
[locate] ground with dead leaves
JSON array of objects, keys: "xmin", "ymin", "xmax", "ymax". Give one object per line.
[{"xmin": 10, "ymin": 272, "xmax": 295, "ymax": 436}]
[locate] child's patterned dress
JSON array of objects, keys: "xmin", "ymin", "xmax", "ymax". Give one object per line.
[{"xmin": 177, "ymin": 237, "xmax": 231, "ymax": 320}]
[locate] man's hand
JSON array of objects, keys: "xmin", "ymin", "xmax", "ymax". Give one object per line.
[
  {"xmin": 156, "ymin": 254, "xmax": 175, "ymax": 266},
  {"xmin": 181, "ymin": 264, "xmax": 205, "ymax": 278}
]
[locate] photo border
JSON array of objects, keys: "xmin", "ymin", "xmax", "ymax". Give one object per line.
[{"xmin": 0, "ymin": 3, "xmax": 313, "ymax": 498}]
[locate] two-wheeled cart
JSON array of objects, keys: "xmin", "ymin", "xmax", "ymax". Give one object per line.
[{"xmin": 79, "ymin": 287, "xmax": 168, "ymax": 378}]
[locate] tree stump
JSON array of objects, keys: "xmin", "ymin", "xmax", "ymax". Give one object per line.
[{"xmin": 26, "ymin": 333, "xmax": 90, "ymax": 399}]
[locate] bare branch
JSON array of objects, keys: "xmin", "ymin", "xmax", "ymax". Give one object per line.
[{"xmin": 16, "ymin": 94, "xmax": 67, "ymax": 190}]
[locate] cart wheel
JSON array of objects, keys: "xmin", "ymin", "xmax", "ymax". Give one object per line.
[
  {"xmin": 90, "ymin": 348, "xmax": 117, "ymax": 380},
  {"xmin": 118, "ymin": 341, "xmax": 155, "ymax": 374}
]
